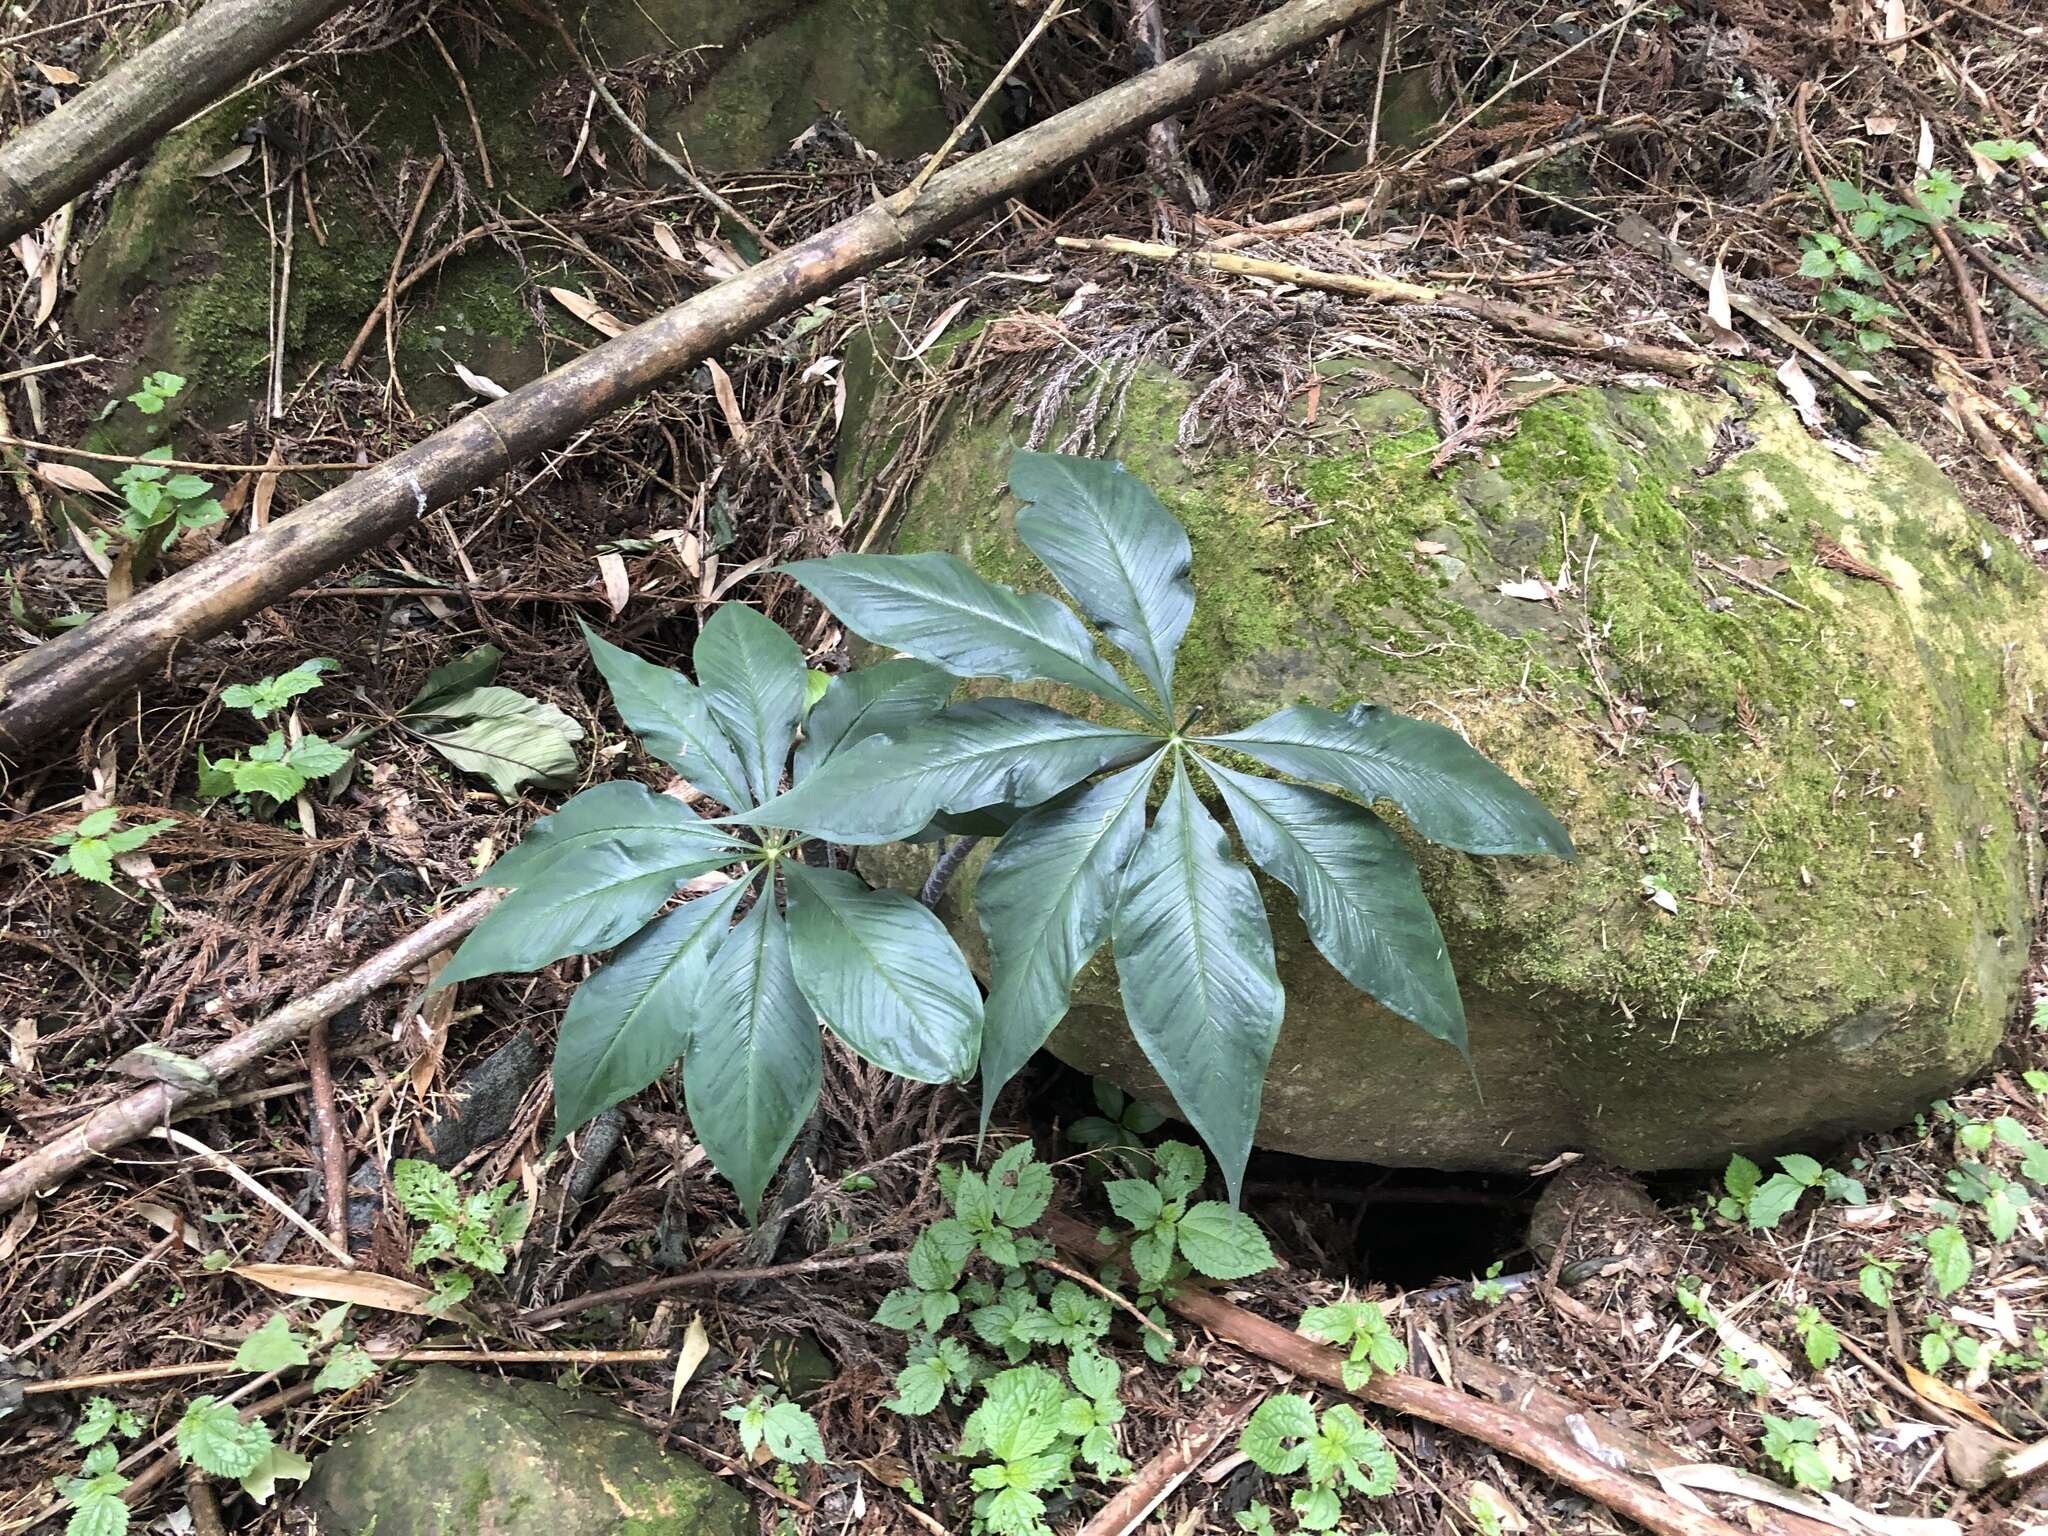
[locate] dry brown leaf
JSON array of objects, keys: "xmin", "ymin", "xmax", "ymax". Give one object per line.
[
  {"xmin": 1904, "ymin": 1361, "xmax": 2010, "ymax": 1434},
  {"xmin": 671, "ymin": 1313, "xmax": 712, "ymax": 1411},
  {"xmin": 453, "ymin": 360, "xmax": 509, "ymax": 400},
  {"xmin": 597, "ymin": 551, "xmax": 631, "ymax": 615},
  {"xmin": 35, "ymin": 61, "xmax": 81, "ymax": 85},
  {"xmin": 194, "ymin": 143, "xmax": 254, "ymax": 178},
  {"xmin": 36, "ymin": 461, "xmax": 112, "ymax": 496},
  {"xmin": 705, "ymin": 357, "xmax": 749, "ymax": 443},
  {"xmin": 900, "ymin": 295, "xmax": 973, "ymax": 361},
  {"xmin": 0, "ymin": 1201, "xmax": 38, "ymax": 1262},
  {"xmin": 410, "ymin": 950, "xmax": 455, "ymax": 1096},
  {"xmin": 547, "ymin": 286, "xmax": 626, "ymax": 338},
  {"xmin": 1776, "ymin": 357, "xmax": 1826, "ymax": 433},
  {"xmin": 252, "ymin": 443, "xmax": 284, "ymax": 530},
  {"xmin": 651, "ymin": 221, "xmax": 687, "ymax": 266},
  {"xmin": 233, "ymin": 1263, "xmax": 445, "ymax": 1316}
]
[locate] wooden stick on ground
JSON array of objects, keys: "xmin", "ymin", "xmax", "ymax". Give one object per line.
[
  {"xmin": 1046, "ymin": 1214, "xmax": 1750, "ymax": 1536},
  {"xmin": 1075, "ymin": 1396, "xmax": 1256, "ymax": 1536},
  {"xmin": 0, "ymin": 0, "xmax": 358, "ymax": 247},
  {"xmin": 0, "ymin": 893, "xmax": 499, "ymax": 1216},
  {"xmin": 0, "ymin": 0, "xmax": 1397, "ymax": 758},
  {"xmin": 306, "ymin": 1018, "xmax": 349, "ymax": 1249},
  {"xmin": 1057, "ymin": 234, "xmax": 1708, "ymax": 379}
]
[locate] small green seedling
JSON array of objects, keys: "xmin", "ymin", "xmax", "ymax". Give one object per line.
[
  {"xmin": 1923, "ymin": 1225, "xmax": 1973, "ymax": 1298},
  {"xmin": 391, "ymin": 1159, "xmax": 529, "ymax": 1311},
  {"xmin": 1298, "ymin": 1298, "xmax": 1408, "ymax": 1392},
  {"xmin": 1104, "ymin": 1140, "xmax": 1275, "ymax": 1289},
  {"xmin": 1238, "ymin": 1393, "xmax": 1397, "ymax": 1531},
  {"xmin": 1719, "ymin": 1153, "xmax": 1864, "ymax": 1231},
  {"xmin": 199, "ymin": 659, "xmax": 354, "ymax": 805},
  {"xmin": 1067, "ymin": 1078, "xmax": 1165, "ymax": 1173},
  {"xmin": 47, "ymin": 808, "xmax": 174, "ymax": 886},
  {"xmin": 1793, "ymin": 1306, "xmax": 1839, "ymax": 1370},
  {"xmin": 126, "ymin": 371, "xmax": 186, "ymax": 415},
  {"xmin": 1858, "ymin": 1254, "xmax": 1899, "ymax": 1309},
  {"xmin": 1760, "ymin": 1414, "xmax": 1832, "ymax": 1493},
  {"xmin": 1920, "ymin": 1318, "xmax": 1983, "ymax": 1375}
]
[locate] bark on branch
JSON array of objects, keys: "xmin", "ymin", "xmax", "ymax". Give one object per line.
[
  {"xmin": 0, "ymin": 893, "xmax": 497, "ymax": 1215},
  {"xmin": 1046, "ymin": 1214, "xmax": 1752, "ymax": 1536},
  {"xmin": 0, "ymin": 0, "xmax": 358, "ymax": 247},
  {"xmin": 0, "ymin": 0, "xmax": 1394, "ymax": 758}
]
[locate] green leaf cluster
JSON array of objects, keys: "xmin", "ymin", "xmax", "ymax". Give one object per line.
[
  {"xmin": 399, "ymin": 645, "xmax": 584, "ymax": 799},
  {"xmin": 725, "ymin": 1394, "xmax": 825, "ymax": 1465},
  {"xmin": 201, "ymin": 659, "xmax": 354, "ymax": 804},
  {"xmin": 220, "ymin": 658, "xmax": 337, "ymax": 719},
  {"xmin": 113, "ymin": 446, "xmax": 223, "ymax": 544},
  {"xmin": 125, "ymin": 371, "xmax": 185, "ymax": 415},
  {"xmin": 1759, "ymin": 1415, "xmax": 1832, "ymax": 1493},
  {"xmin": 1298, "ymin": 1298, "xmax": 1408, "ymax": 1392},
  {"xmin": 1948, "ymin": 1114, "xmax": 2048, "ymax": 1244},
  {"xmin": 1792, "ymin": 1305, "xmax": 1839, "ymax": 1371},
  {"xmin": 1104, "ymin": 1140, "xmax": 1275, "ymax": 1290},
  {"xmin": 960, "ymin": 1360, "xmax": 1133, "ymax": 1535},
  {"xmin": 450, "ymin": 449, "xmax": 1566, "ymax": 1213},
  {"xmin": 1067, "ymin": 1077, "xmax": 1165, "ymax": 1174},
  {"xmin": 1718, "ymin": 1153, "xmax": 1864, "ymax": 1230},
  {"xmin": 392, "ymin": 1159, "xmax": 529, "ymax": 1309},
  {"xmin": 47, "ymin": 808, "xmax": 174, "ymax": 885},
  {"xmin": 1238, "ymin": 1393, "xmax": 1397, "ymax": 1530}
]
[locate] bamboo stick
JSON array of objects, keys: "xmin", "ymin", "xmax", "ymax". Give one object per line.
[
  {"xmin": 0, "ymin": 0, "xmax": 1393, "ymax": 757},
  {"xmin": 0, "ymin": 0, "xmax": 358, "ymax": 247}
]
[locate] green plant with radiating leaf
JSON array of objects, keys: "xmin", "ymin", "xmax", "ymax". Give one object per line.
[
  {"xmin": 46, "ymin": 808, "xmax": 175, "ymax": 886},
  {"xmin": 440, "ymin": 449, "xmax": 1570, "ymax": 1213}
]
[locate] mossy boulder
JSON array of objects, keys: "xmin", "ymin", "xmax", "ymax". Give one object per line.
[
  {"xmin": 302, "ymin": 1366, "xmax": 750, "ymax": 1536},
  {"xmin": 68, "ymin": 0, "xmax": 997, "ymax": 423},
  {"xmin": 872, "ymin": 366, "xmax": 2047, "ymax": 1169}
]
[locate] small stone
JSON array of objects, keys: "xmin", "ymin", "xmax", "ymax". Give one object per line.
[{"xmin": 302, "ymin": 1366, "xmax": 750, "ymax": 1536}]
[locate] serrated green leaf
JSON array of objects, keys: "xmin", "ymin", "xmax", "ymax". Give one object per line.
[
  {"xmin": 1205, "ymin": 703, "xmax": 1573, "ymax": 858},
  {"xmin": 1724, "ymin": 1154, "xmax": 1762, "ymax": 1201},
  {"xmin": 1176, "ymin": 1201, "xmax": 1275, "ymax": 1279},
  {"xmin": 784, "ymin": 864, "xmax": 981, "ymax": 1084},
  {"xmin": 1113, "ymin": 758, "xmax": 1283, "ymax": 1204},
  {"xmin": 1747, "ymin": 1173, "xmax": 1807, "ymax": 1230},
  {"xmin": 692, "ymin": 603, "xmax": 807, "ymax": 805},
  {"xmin": 683, "ymin": 894, "xmax": 821, "ymax": 1219},
  {"xmin": 975, "ymin": 755, "xmax": 1158, "ymax": 1131},
  {"xmin": 549, "ymin": 877, "xmax": 750, "ymax": 1138},
  {"xmin": 1239, "ymin": 1394, "xmax": 1315, "ymax": 1475},
  {"xmin": 233, "ymin": 1312, "xmax": 308, "ymax": 1372},
  {"xmin": 175, "ymin": 1397, "xmax": 273, "ymax": 1478},
  {"xmin": 1008, "ymin": 450, "xmax": 1193, "ymax": 713},
  {"xmin": 792, "ymin": 658, "xmax": 954, "ymax": 781},
  {"xmin": 63, "ymin": 1487, "xmax": 128, "ymax": 1536},
  {"xmin": 231, "ymin": 758, "xmax": 306, "ymax": 801},
  {"xmin": 1926, "ymin": 1225, "xmax": 1972, "ymax": 1296},
  {"xmin": 393, "ymin": 1159, "xmax": 462, "ymax": 1223},
  {"xmin": 283, "ymin": 735, "xmax": 352, "ymax": 778},
  {"xmin": 1152, "ymin": 1141, "xmax": 1206, "ymax": 1202},
  {"xmin": 440, "ymin": 830, "xmax": 739, "ymax": 988},
  {"xmin": 1105, "ymin": 1179, "xmax": 1164, "ymax": 1230},
  {"xmin": 782, "ymin": 552, "xmax": 1149, "ymax": 716},
  {"xmin": 1202, "ymin": 758, "xmax": 1464, "ymax": 1052},
  {"xmin": 888, "ymin": 1358, "xmax": 948, "ymax": 1415},
  {"xmin": 741, "ymin": 699, "xmax": 1157, "ymax": 845},
  {"xmin": 1778, "ymin": 1153, "xmax": 1824, "ymax": 1187},
  {"xmin": 579, "ymin": 622, "xmax": 751, "ymax": 809},
  {"xmin": 312, "ymin": 1344, "xmax": 378, "ymax": 1392},
  {"xmin": 1130, "ymin": 1227, "xmax": 1176, "ymax": 1288},
  {"xmin": 964, "ymin": 1365, "xmax": 1067, "ymax": 1463},
  {"xmin": 64, "ymin": 839, "xmax": 115, "ymax": 884},
  {"xmin": 988, "ymin": 1139, "xmax": 1052, "ymax": 1227}
]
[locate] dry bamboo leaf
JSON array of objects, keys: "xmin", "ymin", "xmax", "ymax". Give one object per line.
[
  {"xmin": 35, "ymin": 61, "xmax": 81, "ymax": 85},
  {"xmin": 547, "ymin": 286, "xmax": 626, "ymax": 338},
  {"xmin": 900, "ymin": 295, "xmax": 973, "ymax": 360},
  {"xmin": 705, "ymin": 358, "xmax": 749, "ymax": 443},
  {"xmin": 1776, "ymin": 357, "xmax": 1826, "ymax": 433},
  {"xmin": 0, "ymin": 1200, "xmax": 38, "ymax": 1262},
  {"xmin": 36, "ymin": 461, "xmax": 112, "ymax": 496},
  {"xmin": 597, "ymin": 551, "xmax": 631, "ymax": 615},
  {"xmin": 252, "ymin": 444, "xmax": 283, "ymax": 530},
  {"xmin": 194, "ymin": 143, "xmax": 254, "ymax": 178},
  {"xmin": 453, "ymin": 360, "xmax": 509, "ymax": 401},
  {"xmin": 1903, "ymin": 1361, "xmax": 2009, "ymax": 1434},
  {"xmin": 233, "ymin": 1263, "xmax": 444, "ymax": 1316},
  {"xmin": 651, "ymin": 221, "xmax": 687, "ymax": 265},
  {"xmin": 671, "ymin": 1313, "xmax": 711, "ymax": 1411}
]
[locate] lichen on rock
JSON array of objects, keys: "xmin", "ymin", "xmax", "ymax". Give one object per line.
[{"xmin": 871, "ymin": 362, "xmax": 2047, "ymax": 1170}]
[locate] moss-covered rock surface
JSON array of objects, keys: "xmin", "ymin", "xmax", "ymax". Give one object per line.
[
  {"xmin": 877, "ymin": 366, "xmax": 2048, "ymax": 1169},
  {"xmin": 303, "ymin": 1365, "xmax": 751, "ymax": 1536},
  {"xmin": 68, "ymin": 0, "xmax": 996, "ymax": 424}
]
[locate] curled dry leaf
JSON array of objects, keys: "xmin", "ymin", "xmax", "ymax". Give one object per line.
[
  {"xmin": 597, "ymin": 551, "xmax": 631, "ymax": 615},
  {"xmin": 233, "ymin": 1263, "xmax": 445, "ymax": 1316},
  {"xmin": 453, "ymin": 360, "xmax": 509, "ymax": 400},
  {"xmin": 547, "ymin": 286, "xmax": 626, "ymax": 338},
  {"xmin": 194, "ymin": 143, "xmax": 255, "ymax": 178},
  {"xmin": 35, "ymin": 461, "xmax": 113, "ymax": 496}
]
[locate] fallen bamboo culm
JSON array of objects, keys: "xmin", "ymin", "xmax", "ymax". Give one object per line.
[
  {"xmin": 1056, "ymin": 234, "xmax": 1709, "ymax": 380},
  {"xmin": 0, "ymin": 892, "xmax": 499, "ymax": 1216},
  {"xmin": 0, "ymin": 0, "xmax": 1396, "ymax": 758},
  {"xmin": 1045, "ymin": 1214, "xmax": 1750, "ymax": 1536},
  {"xmin": 0, "ymin": 0, "xmax": 359, "ymax": 247}
]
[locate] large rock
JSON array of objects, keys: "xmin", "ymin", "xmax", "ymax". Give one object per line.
[
  {"xmin": 302, "ymin": 1365, "xmax": 750, "ymax": 1536},
  {"xmin": 69, "ymin": 0, "xmax": 997, "ymax": 422},
  {"xmin": 873, "ymin": 366, "xmax": 2048, "ymax": 1169}
]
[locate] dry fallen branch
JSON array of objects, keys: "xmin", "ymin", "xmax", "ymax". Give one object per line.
[
  {"xmin": 0, "ymin": 893, "xmax": 499, "ymax": 1216},
  {"xmin": 0, "ymin": 0, "xmax": 1396, "ymax": 757},
  {"xmin": 1055, "ymin": 234, "xmax": 1709, "ymax": 379},
  {"xmin": 1046, "ymin": 1214, "xmax": 1751, "ymax": 1536},
  {"xmin": 0, "ymin": 0, "xmax": 358, "ymax": 246}
]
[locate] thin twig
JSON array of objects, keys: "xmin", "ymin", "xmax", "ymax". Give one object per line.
[
  {"xmin": 23, "ymin": 1346, "xmax": 673, "ymax": 1396},
  {"xmin": 895, "ymin": 0, "xmax": 1069, "ymax": 207},
  {"xmin": 0, "ymin": 435, "xmax": 362, "ymax": 473},
  {"xmin": 5, "ymin": 1226, "xmax": 183, "ymax": 1360},
  {"xmin": 1902, "ymin": 186, "xmax": 1995, "ymax": 363},
  {"xmin": 1075, "ymin": 1396, "xmax": 1257, "ymax": 1536},
  {"xmin": 424, "ymin": 23, "xmax": 495, "ymax": 188},
  {"xmin": 0, "ymin": 354, "xmax": 100, "ymax": 385},
  {"xmin": 306, "ymin": 1020, "xmax": 348, "ymax": 1249},
  {"xmin": 341, "ymin": 154, "xmax": 444, "ymax": 372},
  {"xmin": 153, "ymin": 1125, "xmax": 356, "ymax": 1266},
  {"xmin": 1032, "ymin": 1253, "xmax": 1174, "ymax": 1344},
  {"xmin": 518, "ymin": 1250, "xmax": 900, "ymax": 1327},
  {"xmin": 1960, "ymin": 239, "xmax": 2048, "ymax": 326}
]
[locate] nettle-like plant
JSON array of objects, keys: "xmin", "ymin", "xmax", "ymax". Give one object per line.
[{"xmin": 440, "ymin": 449, "xmax": 1571, "ymax": 1211}]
